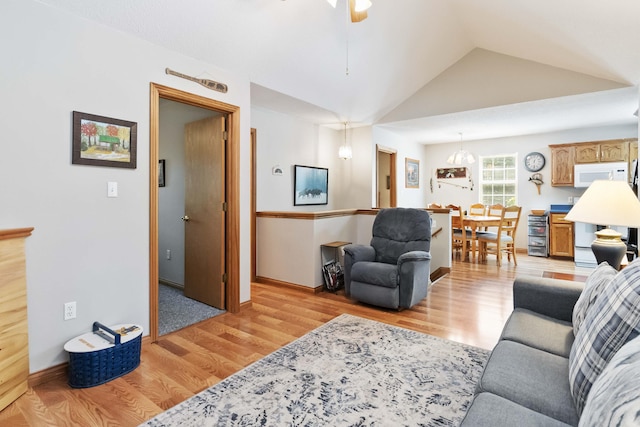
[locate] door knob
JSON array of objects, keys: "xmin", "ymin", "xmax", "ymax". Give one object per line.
[{"xmin": 181, "ymin": 215, "xmax": 190, "ymax": 222}]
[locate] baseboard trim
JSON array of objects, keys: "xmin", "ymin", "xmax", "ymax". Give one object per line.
[
  {"xmin": 255, "ymin": 276, "xmax": 324, "ymax": 293},
  {"xmin": 28, "ymin": 335, "xmax": 153, "ymax": 388},
  {"xmin": 159, "ymin": 278, "xmax": 184, "ymax": 289},
  {"xmin": 430, "ymin": 267, "xmax": 450, "ymax": 283}
]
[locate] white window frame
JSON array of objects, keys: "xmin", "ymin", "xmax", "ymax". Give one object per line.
[{"xmin": 479, "ymin": 154, "xmax": 518, "ymax": 207}]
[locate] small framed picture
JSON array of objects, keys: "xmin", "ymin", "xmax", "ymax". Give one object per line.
[
  {"xmin": 72, "ymin": 111, "xmax": 137, "ymax": 169},
  {"xmin": 159, "ymin": 159, "xmax": 166, "ymax": 187},
  {"xmin": 405, "ymin": 158, "xmax": 419, "ymax": 188}
]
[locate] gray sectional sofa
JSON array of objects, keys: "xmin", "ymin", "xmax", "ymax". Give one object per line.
[{"xmin": 460, "ymin": 258, "xmax": 640, "ymax": 426}]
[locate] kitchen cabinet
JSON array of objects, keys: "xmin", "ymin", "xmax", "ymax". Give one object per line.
[
  {"xmin": 600, "ymin": 140, "xmax": 629, "ymax": 162},
  {"xmin": 574, "ymin": 143, "xmax": 600, "ymax": 163},
  {"xmin": 550, "ymin": 139, "xmax": 635, "ymax": 186},
  {"xmin": 574, "ymin": 139, "xmax": 628, "ymax": 163},
  {"xmin": 549, "ymin": 213, "xmax": 574, "ymax": 258},
  {"xmin": 550, "ymin": 145, "xmax": 575, "ymax": 186}
]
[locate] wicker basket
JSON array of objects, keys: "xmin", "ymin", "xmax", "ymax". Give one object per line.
[{"xmin": 65, "ymin": 322, "xmax": 142, "ymax": 388}]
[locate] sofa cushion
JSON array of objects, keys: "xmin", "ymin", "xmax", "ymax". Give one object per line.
[
  {"xmin": 572, "ymin": 262, "xmax": 617, "ymax": 336},
  {"xmin": 569, "ymin": 257, "xmax": 640, "ymax": 416},
  {"xmin": 477, "ymin": 340, "xmax": 578, "ymax": 425},
  {"xmin": 501, "ymin": 308, "xmax": 574, "ymax": 357},
  {"xmin": 460, "ymin": 392, "xmax": 573, "ymax": 427},
  {"xmin": 579, "ymin": 335, "xmax": 640, "ymax": 427}
]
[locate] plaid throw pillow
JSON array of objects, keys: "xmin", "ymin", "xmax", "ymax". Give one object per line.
[
  {"xmin": 572, "ymin": 262, "xmax": 617, "ymax": 336},
  {"xmin": 580, "ymin": 335, "xmax": 640, "ymax": 426},
  {"xmin": 569, "ymin": 257, "xmax": 640, "ymax": 416}
]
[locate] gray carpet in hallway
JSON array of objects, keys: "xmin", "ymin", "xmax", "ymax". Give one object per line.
[{"xmin": 159, "ymin": 284, "xmax": 225, "ymax": 335}]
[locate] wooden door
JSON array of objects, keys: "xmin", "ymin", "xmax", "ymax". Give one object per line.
[{"xmin": 183, "ymin": 116, "xmax": 226, "ymax": 309}]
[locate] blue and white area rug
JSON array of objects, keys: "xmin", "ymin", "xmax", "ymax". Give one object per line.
[{"xmin": 141, "ymin": 314, "xmax": 490, "ymax": 426}]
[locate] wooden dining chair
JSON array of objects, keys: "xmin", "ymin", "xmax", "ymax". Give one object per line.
[
  {"xmin": 486, "ymin": 204, "xmax": 504, "ymax": 218},
  {"xmin": 477, "ymin": 205, "xmax": 522, "ymax": 266},
  {"xmin": 447, "ymin": 204, "xmax": 471, "ymax": 260},
  {"xmin": 428, "ymin": 203, "xmax": 442, "ymax": 209},
  {"xmin": 468, "ymin": 203, "xmax": 486, "ymax": 216}
]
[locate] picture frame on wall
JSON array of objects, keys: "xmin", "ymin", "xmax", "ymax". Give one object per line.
[
  {"xmin": 405, "ymin": 158, "xmax": 420, "ymax": 188},
  {"xmin": 72, "ymin": 111, "xmax": 137, "ymax": 169},
  {"xmin": 158, "ymin": 159, "xmax": 166, "ymax": 187},
  {"xmin": 294, "ymin": 164, "xmax": 328, "ymax": 206}
]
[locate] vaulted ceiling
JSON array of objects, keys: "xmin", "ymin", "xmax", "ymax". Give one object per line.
[{"xmin": 40, "ymin": 0, "xmax": 640, "ymax": 143}]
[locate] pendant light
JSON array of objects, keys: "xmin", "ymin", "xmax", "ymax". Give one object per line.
[
  {"xmin": 447, "ymin": 133, "xmax": 475, "ymax": 165},
  {"xmin": 338, "ymin": 122, "xmax": 352, "ymax": 160}
]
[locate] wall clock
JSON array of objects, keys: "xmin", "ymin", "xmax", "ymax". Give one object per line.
[{"xmin": 524, "ymin": 152, "xmax": 545, "ymax": 172}]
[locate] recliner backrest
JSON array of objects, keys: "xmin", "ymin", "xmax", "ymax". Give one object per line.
[{"xmin": 370, "ymin": 208, "xmax": 431, "ymax": 264}]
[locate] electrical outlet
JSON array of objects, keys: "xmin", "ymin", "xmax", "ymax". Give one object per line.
[
  {"xmin": 64, "ymin": 301, "xmax": 76, "ymax": 320},
  {"xmin": 567, "ymin": 196, "xmax": 573, "ymax": 204},
  {"xmin": 166, "ymin": 249, "xmax": 171, "ymax": 260}
]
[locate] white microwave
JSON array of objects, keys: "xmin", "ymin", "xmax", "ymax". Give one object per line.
[{"xmin": 574, "ymin": 162, "xmax": 628, "ymax": 187}]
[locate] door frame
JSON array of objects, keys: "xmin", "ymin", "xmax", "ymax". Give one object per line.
[
  {"xmin": 149, "ymin": 83, "xmax": 240, "ymax": 342},
  {"xmin": 376, "ymin": 144, "xmax": 397, "ymax": 207}
]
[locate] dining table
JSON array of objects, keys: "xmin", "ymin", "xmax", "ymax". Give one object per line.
[{"xmin": 463, "ymin": 215, "xmax": 502, "ymax": 261}]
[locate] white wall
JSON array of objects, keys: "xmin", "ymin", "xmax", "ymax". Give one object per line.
[
  {"xmin": 421, "ymin": 124, "xmax": 638, "ymax": 249},
  {"xmin": 1, "ymin": 0, "xmax": 251, "ymax": 372},
  {"xmin": 252, "ymin": 107, "xmax": 372, "ymax": 211}
]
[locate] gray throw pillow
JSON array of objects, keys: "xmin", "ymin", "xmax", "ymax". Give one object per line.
[
  {"xmin": 573, "ymin": 262, "xmax": 617, "ymax": 336},
  {"xmin": 569, "ymin": 257, "xmax": 640, "ymax": 416},
  {"xmin": 579, "ymin": 335, "xmax": 640, "ymax": 426}
]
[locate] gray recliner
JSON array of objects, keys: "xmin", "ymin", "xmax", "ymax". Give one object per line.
[{"xmin": 343, "ymin": 208, "xmax": 432, "ymax": 310}]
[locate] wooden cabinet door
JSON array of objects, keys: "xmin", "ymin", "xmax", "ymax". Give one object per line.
[
  {"xmin": 600, "ymin": 140, "xmax": 628, "ymax": 162},
  {"xmin": 549, "ymin": 214, "xmax": 574, "ymax": 257},
  {"xmin": 575, "ymin": 143, "xmax": 600, "ymax": 163},
  {"xmin": 550, "ymin": 146, "xmax": 575, "ymax": 186}
]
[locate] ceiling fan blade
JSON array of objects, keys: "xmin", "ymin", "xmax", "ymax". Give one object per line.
[{"xmin": 349, "ymin": 0, "xmax": 368, "ymax": 22}]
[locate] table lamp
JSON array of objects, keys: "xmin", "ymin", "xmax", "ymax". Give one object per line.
[{"xmin": 565, "ymin": 180, "xmax": 640, "ymax": 270}]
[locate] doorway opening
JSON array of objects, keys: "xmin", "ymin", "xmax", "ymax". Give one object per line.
[
  {"xmin": 376, "ymin": 144, "xmax": 397, "ymax": 208},
  {"xmin": 149, "ymin": 83, "xmax": 241, "ymax": 343}
]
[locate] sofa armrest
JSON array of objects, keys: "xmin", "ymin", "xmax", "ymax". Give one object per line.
[{"xmin": 513, "ymin": 275, "xmax": 584, "ymax": 322}]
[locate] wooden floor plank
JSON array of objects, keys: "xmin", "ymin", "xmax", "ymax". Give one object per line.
[{"xmin": 3, "ymin": 255, "xmax": 592, "ymax": 426}]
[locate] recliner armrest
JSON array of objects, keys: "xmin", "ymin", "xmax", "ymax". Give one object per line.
[
  {"xmin": 397, "ymin": 250, "xmax": 431, "ymax": 266},
  {"xmin": 343, "ymin": 244, "xmax": 376, "ymax": 296},
  {"xmin": 343, "ymin": 244, "xmax": 376, "ymax": 263},
  {"xmin": 397, "ymin": 251, "xmax": 431, "ymax": 308},
  {"xmin": 513, "ymin": 275, "xmax": 584, "ymax": 322}
]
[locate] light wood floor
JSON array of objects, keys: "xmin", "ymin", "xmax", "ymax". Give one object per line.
[{"xmin": 2, "ymin": 255, "xmax": 591, "ymax": 426}]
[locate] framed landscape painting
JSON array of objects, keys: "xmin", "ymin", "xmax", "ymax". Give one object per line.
[
  {"xmin": 72, "ymin": 111, "xmax": 137, "ymax": 169},
  {"xmin": 294, "ymin": 165, "xmax": 328, "ymax": 206}
]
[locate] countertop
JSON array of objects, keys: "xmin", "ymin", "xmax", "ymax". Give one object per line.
[{"xmin": 549, "ymin": 204, "xmax": 573, "ymax": 214}]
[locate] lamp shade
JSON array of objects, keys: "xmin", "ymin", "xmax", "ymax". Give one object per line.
[
  {"xmin": 447, "ymin": 150, "xmax": 475, "ymax": 165},
  {"xmin": 338, "ymin": 145, "xmax": 352, "ymax": 160},
  {"xmin": 564, "ymin": 180, "xmax": 640, "ymax": 227}
]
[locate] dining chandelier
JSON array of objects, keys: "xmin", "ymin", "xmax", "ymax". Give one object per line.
[{"xmin": 447, "ymin": 133, "xmax": 475, "ymax": 165}]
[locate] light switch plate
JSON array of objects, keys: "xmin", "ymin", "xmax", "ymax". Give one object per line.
[{"xmin": 107, "ymin": 182, "xmax": 118, "ymax": 197}]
